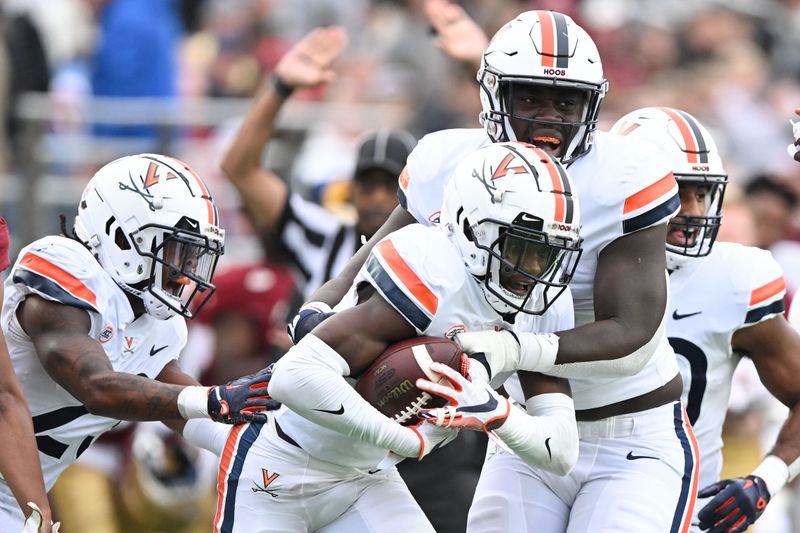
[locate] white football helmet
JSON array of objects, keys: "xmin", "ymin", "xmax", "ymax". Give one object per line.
[
  {"xmin": 611, "ymin": 107, "xmax": 727, "ymax": 271},
  {"xmin": 478, "ymin": 10, "xmax": 608, "ymax": 163},
  {"xmin": 74, "ymin": 154, "xmax": 224, "ymax": 319},
  {"xmin": 440, "ymin": 142, "xmax": 582, "ymax": 315}
]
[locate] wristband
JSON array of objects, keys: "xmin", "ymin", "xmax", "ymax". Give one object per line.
[
  {"xmin": 177, "ymin": 386, "xmax": 210, "ymax": 420},
  {"xmin": 518, "ymin": 332, "xmax": 559, "ymax": 372},
  {"xmin": 303, "ymin": 301, "xmax": 333, "ymax": 314},
  {"xmin": 752, "ymin": 455, "xmax": 790, "ymax": 495},
  {"xmin": 271, "ymin": 74, "xmax": 295, "ymax": 99}
]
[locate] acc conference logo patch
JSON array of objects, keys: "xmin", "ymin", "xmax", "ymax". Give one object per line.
[{"xmin": 99, "ymin": 325, "xmax": 114, "ymax": 343}]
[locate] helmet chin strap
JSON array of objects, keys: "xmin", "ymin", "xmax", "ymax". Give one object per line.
[
  {"xmin": 115, "ymin": 280, "xmax": 177, "ymax": 320},
  {"xmin": 665, "ymin": 248, "xmax": 696, "ymax": 271}
]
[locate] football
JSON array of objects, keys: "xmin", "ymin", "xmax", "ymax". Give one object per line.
[{"xmin": 355, "ymin": 336, "xmax": 466, "ymax": 425}]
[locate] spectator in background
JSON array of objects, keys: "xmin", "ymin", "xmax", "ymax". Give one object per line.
[
  {"xmin": 90, "ymin": 0, "xmax": 181, "ymax": 143},
  {"xmin": 0, "ymin": 217, "xmax": 55, "ymax": 532},
  {"xmin": 745, "ymin": 175, "xmax": 798, "ymax": 251},
  {"xmin": 193, "ymin": 262, "xmax": 299, "ymax": 384},
  {"xmin": 0, "ymin": 3, "xmax": 49, "ymax": 170},
  {"xmin": 220, "ymin": 27, "xmax": 415, "ymax": 300},
  {"xmin": 744, "ymin": 175, "xmax": 800, "ymax": 308}
]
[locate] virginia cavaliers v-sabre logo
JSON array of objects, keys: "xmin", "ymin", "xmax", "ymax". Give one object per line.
[
  {"xmin": 251, "ymin": 468, "xmax": 281, "ymax": 498},
  {"xmin": 492, "ymin": 153, "xmax": 528, "ymax": 180},
  {"xmin": 142, "ymin": 162, "xmax": 178, "ymax": 188}
]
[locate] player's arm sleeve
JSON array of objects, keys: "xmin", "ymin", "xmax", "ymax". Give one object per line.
[
  {"xmin": 12, "ymin": 247, "xmax": 101, "ymax": 316},
  {"xmin": 494, "ymin": 393, "xmax": 578, "ymax": 476},
  {"xmin": 358, "ymin": 232, "xmax": 449, "ymax": 335},
  {"xmin": 182, "ymin": 418, "xmax": 231, "ymax": 456},
  {"xmin": 619, "ymin": 142, "xmax": 680, "ymax": 237},
  {"xmin": 268, "ymin": 334, "xmax": 421, "ymax": 458},
  {"xmin": 397, "ymin": 134, "xmax": 446, "ymax": 226},
  {"xmin": 738, "ymin": 251, "xmax": 786, "ymax": 329}
]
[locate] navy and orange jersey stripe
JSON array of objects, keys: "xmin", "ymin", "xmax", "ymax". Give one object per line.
[
  {"xmin": 14, "ymin": 251, "xmax": 99, "ymax": 313},
  {"xmin": 536, "ymin": 11, "xmax": 570, "ymax": 68},
  {"xmin": 366, "ymin": 239, "xmax": 439, "ymax": 333},
  {"xmin": 214, "ymin": 423, "xmax": 264, "ymax": 533},
  {"xmin": 622, "ymin": 172, "xmax": 680, "ymax": 234},
  {"xmin": 141, "ymin": 155, "xmax": 219, "ymax": 226},
  {"xmin": 658, "ymin": 107, "xmax": 709, "ymax": 164},
  {"xmin": 745, "ymin": 276, "xmax": 786, "ymax": 324},
  {"xmin": 670, "ymin": 403, "xmax": 700, "ymax": 533}
]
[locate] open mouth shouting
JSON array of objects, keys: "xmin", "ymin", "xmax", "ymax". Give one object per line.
[
  {"xmin": 529, "ymin": 129, "xmax": 565, "ymax": 156},
  {"xmin": 667, "ymin": 225, "xmax": 699, "ymax": 248},
  {"xmin": 503, "ymin": 275, "xmax": 533, "ymax": 296}
]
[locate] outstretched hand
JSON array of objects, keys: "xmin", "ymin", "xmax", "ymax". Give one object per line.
[
  {"xmin": 423, "ymin": 0, "xmax": 487, "ymax": 69},
  {"xmin": 274, "ymin": 26, "xmax": 347, "ymax": 90},
  {"xmin": 207, "ymin": 364, "xmax": 281, "ymax": 424}
]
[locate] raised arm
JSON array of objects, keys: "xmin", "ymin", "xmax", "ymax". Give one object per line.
[
  {"xmin": 220, "ymin": 27, "xmax": 347, "ymax": 238},
  {"xmin": 423, "ymin": 0, "xmax": 488, "ymax": 72}
]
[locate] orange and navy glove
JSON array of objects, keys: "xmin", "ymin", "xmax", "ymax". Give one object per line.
[
  {"xmin": 207, "ymin": 364, "xmax": 280, "ymax": 424},
  {"xmin": 697, "ymin": 475, "xmax": 770, "ymax": 533}
]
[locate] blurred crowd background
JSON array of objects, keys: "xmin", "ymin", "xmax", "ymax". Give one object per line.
[{"xmin": 2, "ymin": 0, "xmax": 800, "ymax": 531}]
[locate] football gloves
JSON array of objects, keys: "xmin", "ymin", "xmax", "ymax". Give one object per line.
[
  {"xmin": 287, "ymin": 301, "xmax": 335, "ymax": 344},
  {"xmin": 417, "ymin": 362, "xmax": 510, "ymax": 432},
  {"xmin": 408, "ymin": 418, "xmax": 460, "ymax": 460},
  {"xmin": 697, "ymin": 475, "xmax": 770, "ymax": 533},
  {"xmin": 207, "ymin": 364, "xmax": 280, "ymax": 424},
  {"xmin": 21, "ymin": 502, "xmax": 59, "ymax": 533}
]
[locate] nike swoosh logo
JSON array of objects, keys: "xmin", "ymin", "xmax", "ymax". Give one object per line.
[
  {"xmin": 457, "ymin": 390, "xmax": 498, "ymax": 413},
  {"xmin": 312, "ymin": 404, "xmax": 345, "ymax": 416},
  {"xmin": 545, "ymin": 437, "xmax": 552, "ymax": 461},
  {"xmin": 672, "ymin": 310, "xmax": 702, "ymax": 320},
  {"xmin": 149, "ymin": 345, "xmax": 168, "ymax": 356},
  {"xmin": 626, "ymin": 451, "xmax": 660, "ymax": 461}
]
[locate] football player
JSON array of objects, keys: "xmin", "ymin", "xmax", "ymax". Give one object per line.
[
  {"xmin": 612, "ymin": 107, "xmax": 800, "ymax": 533},
  {"xmin": 0, "ymin": 154, "xmax": 275, "ymax": 530},
  {"xmin": 293, "ymin": 11, "xmax": 697, "ymax": 533},
  {"xmin": 197, "ymin": 143, "xmax": 583, "ymax": 533},
  {"xmin": 0, "ymin": 218, "xmax": 57, "ymax": 532}
]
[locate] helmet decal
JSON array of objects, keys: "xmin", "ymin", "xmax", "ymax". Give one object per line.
[
  {"xmin": 440, "ymin": 142, "xmax": 582, "ymax": 315},
  {"xmin": 535, "ymin": 10, "xmax": 570, "ymax": 69},
  {"xmin": 657, "ymin": 107, "xmax": 710, "ymax": 164}
]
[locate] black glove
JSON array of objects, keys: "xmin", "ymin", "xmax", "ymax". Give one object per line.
[
  {"xmin": 697, "ymin": 475, "xmax": 770, "ymax": 533},
  {"xmin": 207, "ymin": 365, "xmax": 280, "ymax": 424}
]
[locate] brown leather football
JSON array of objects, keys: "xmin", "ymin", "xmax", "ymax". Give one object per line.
[{"xmin": 355, "ymin": 336, "xmax": 466, "ymax": 426}]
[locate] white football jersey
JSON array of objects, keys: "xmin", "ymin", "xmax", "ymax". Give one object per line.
[
  {"xmin": 276, "ymin": 224, "xmax": 574, "ymax": 469},
  {"xmin": 401, "ymin": 128, "xmax": 680, "ymax": 409},
  {"xmin": 1, "ymin": 236, "xmax": 187, "ymax": 490},
  {"xmin": 668, "ymin": 242, "xmax": 786, "ymax": 489}
]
